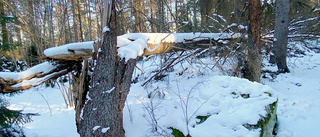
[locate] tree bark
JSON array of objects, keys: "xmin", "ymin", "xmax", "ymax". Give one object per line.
[
  {"xmin": 193, "ymin": 0, "xmax": 197, "ymax": 33},
  {"xmin": 71, "ymin": 0, "xmax": 79, "ymax": 42},
  {"xmin": 157, "ymin": 0, "xmax": 164, "ymax": 32},
  {"xmin": 77, "ymin": 0, "xmax": 84, "ymax": 42},
  {"xmin": 78, "ymin": 1, "xmax": 136, "ymax": 136},
  {"xmin": 88, "ymin": 0, "xmax": 93, "ymax": 41},
  {"xmin": 243, "ymin": 0, "xmax": 262, "ymax": 83},
  {"xmin": 273, "ymin": 0, "xmax": 290, "ymax": 73},
  {"xmin": 0, "ymin": 1, "xmax": 9, "ymax": 50},
  {"xmin": 248, "ymin": 0, "xmax": 261, "ymax": 52}
]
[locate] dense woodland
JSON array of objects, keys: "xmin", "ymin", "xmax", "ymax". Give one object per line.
[{"xmin": 0, "ymin": 0, "xmax": 320, "ymax": 136}]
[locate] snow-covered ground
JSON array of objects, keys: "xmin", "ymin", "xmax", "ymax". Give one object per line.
[
  {"xmin": 6, "ymin": 40, "xmax": 320, "ymax": 137},
  {"xmin": 7, "ymin": 86, "xmax": 78, "ymax": 137},
  {"xmin": 262, "ymin": 51, "xmax": 320, "ymax": 137}
]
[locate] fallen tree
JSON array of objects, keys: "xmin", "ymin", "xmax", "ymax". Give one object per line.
[
  {"xmin": 0, "ymin": 61, "xmax": 80, "ymax": 93},
  {"xmin": 0, "ymin": 32, "xmax": 240, "ymax": 93},
  {"xmin": 0, "ymin": 32, "xmax": 243, "ymax": 136}
]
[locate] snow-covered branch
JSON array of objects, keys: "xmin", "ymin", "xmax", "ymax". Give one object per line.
[
  {"xmin": 44, "ymin": 33, "xmax": 240, "ymax": 61},
  {"xmin": 1, "ymin": 33, "xmax": 239, "ymax": 93},
  {"xmin": 0, "ymin": 61, "xmax": 80, "ymax": 93}
]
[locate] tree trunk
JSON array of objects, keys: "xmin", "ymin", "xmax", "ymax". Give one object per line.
[
  {"xmin": 193, "ymin": 0, "xmax": 197, "ymax": 33},
  {"xmin": 50, "ymin": 0, "xmax": 55, "ymax": 47},
  {"xmin": 88, "ymin": 0, "xmax": 93, "ymax": 41},
  {"xmin": 78, "ymin": 1, "xmax": 136, "ymax": 136},
  {"xmin": 77, "ymin": 0, "xmax": 84, "ymax": 42},
  {"xmin": 157, "ymin": 0, "xmax": 164, "ymax": 32},
  {"xmin": 65, "ymin": 0, "xmax": 72, "ymax": 43},
  {"xmin": 248, "ymin": 0, "xmax": 261, "ymax": 52},
  {"xmin": 273, "ymin": 0, "xmax": 290, "ymax": 73},
  {"xmin": 0, "ymin": 0, "xmax": 9, "ymax": 50},
  {"xmin": 71, "ymin": 0, "xmax": 79, "ymax": 42},
  {"xmin": 243, "ymin": 0, "xmax": 261, "ymax": 83}
]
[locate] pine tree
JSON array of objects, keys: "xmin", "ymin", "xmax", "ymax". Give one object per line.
[
  {"xmin": 0, "ymin": 57, "xmax": 37, "ymax": 136},
  {"xmin": 0, "ymin": 94, "xmax": 38, "ymax": 136}
]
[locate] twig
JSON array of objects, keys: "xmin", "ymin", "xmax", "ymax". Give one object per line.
[
  {"xmin": 135, "ymin": 65, "xmax": 145, "ymax": 74},
  {"xmin": 57, "ymin": 82, "xmax": 68, "ymax": 108},
  {"xmin": 125, "ymin": 101, "xmax": 133, "ymax": 124},
  {"xmin": 37, "ymin": 90, "xmax": 52, "ymax": 116}
]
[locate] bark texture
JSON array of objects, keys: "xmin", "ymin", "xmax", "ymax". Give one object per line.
[
  {"xmin": 77, "ymin": 1, "xmax": 136, "ymax": 136},
  {"xmin": 0, "ymin": 1, "xmax": 9, "ymax": 49},
  {"xmin": 248, "ymin": 0, "xmax": 261, "ymax": 52},
  {"xmin": 273, "ymin": 0, "xmax": 290, "ymax": 73},
  {"xmin": 243, "ymin": 0, "xmax": 262, "ymax": 83}
]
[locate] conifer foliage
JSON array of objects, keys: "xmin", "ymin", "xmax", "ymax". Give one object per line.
[
  {"xmin": 0, "ymin": 57, "xmax": 37, "ymax": 136},
  {"xmin": 0, "ymin": 96, "xmax": 37, "ymax": 136}
]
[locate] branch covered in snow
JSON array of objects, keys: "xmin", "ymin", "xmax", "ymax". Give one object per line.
[
  {"xmin": 1, "ymin": 33, "xmax": 240, "ymax": 92},
  {"xmin": 43, "ymin": 33, "xmax": 240, "ymax": 61},
  {"xmin": 0, "ymin": 61, "xmax": 80, "ymax": 93}
]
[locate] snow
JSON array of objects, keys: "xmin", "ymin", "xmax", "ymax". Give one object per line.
[
  {"xmin": 117, "ymin": 33, "xmax": 239, "ymax": 61},
  {"xmin": 212, "ymin": 13, "xmax": 226, "ymax": 23},
  {"xmin": 101, "ymin": 127, "xmax": 110, "ymax": 133},
  {"xmin": 11, "ymin": 69, "xmax": 67, "ymax": 88},
  {"xmin": 42, "ymin": 33, "xmax": 239, "ymax": 62},
  {"xmin": 117, "ymin": 38, "xmax": 148, "ymax": 62},
  {"xmin": 291, "ymin": 17, "xmax": 319, "ymax": 26},
  {"xmin": 103, "ymin": 87, "xmax": 115, "ymax": 94},
  {"xmin": 102, "ymin": 26, "xmax": 110, "ymax": 33},
  {"xmin": 92, "ymin": 126, "xmax": 101, "ymax": 131},
  {"xmin": 0, "ymin": 62, "xmax": 57, "ymax": 81},
  {"xmin": 262, "ymin": 52, "xmax": 320, "ymax": 137},
  {"xmin": 44, "ymin": 41, "xmax": 94, "ymax": 57},
  {"xmin": 120, "ymin": 33, "xmax": 239, "ymax": 44},
  {"xmin": 145, "ymin": 43, "xmax": 160, "ymax": 52},
  {"xmin": 238, "ymin": 25, "xmax": 247, "ymax": 30},
  {"xmin": 5, "ymin": 38, "xmax": 320, "ymax": 137},
  {"xmin": 124, "ymin": 72, "xmax": 276, "ymax": 136},
  {"xmin": 117, "ymin": 36, "xmax": 132, "ymax": 47},
  {"xmin": 182, "ymin": 21, "xmax": 189, "ymax": 24},
  {"xmin": 7, "ymin": 86, "xmax": 78, "ymax": 137}
]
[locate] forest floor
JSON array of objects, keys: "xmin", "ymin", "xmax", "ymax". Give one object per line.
[
  {"xmin": 261, "ymin": 44, "xmax": 320, "ymax": 137},
  {"xmin": 6, "ymin": 40, "xmax": 320, "ymax": 137}
]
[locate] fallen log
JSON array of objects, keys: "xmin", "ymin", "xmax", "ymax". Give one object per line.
[
  {"xmin": 0, "ymin": 33, "xmax": 240, "ymax": 93},
  {"xmin": 0, "ymin": 61, "xmax": 80, "ymax": 93},
  {"xmin": 43, "ymin": 33, "xmax": 240, "ymax": 60}
]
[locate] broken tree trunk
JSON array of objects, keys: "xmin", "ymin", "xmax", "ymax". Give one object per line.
[
  {"xmin": 0, "ymin": 33, "xmax": 238, "ymax": 93},
  {"xmin": 77, "ymin": 1, "xmax": 137, "ymax": 135},
  {"xmin": 43, "ymin": 33, "xmax": 239, "ymax": 60}
]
